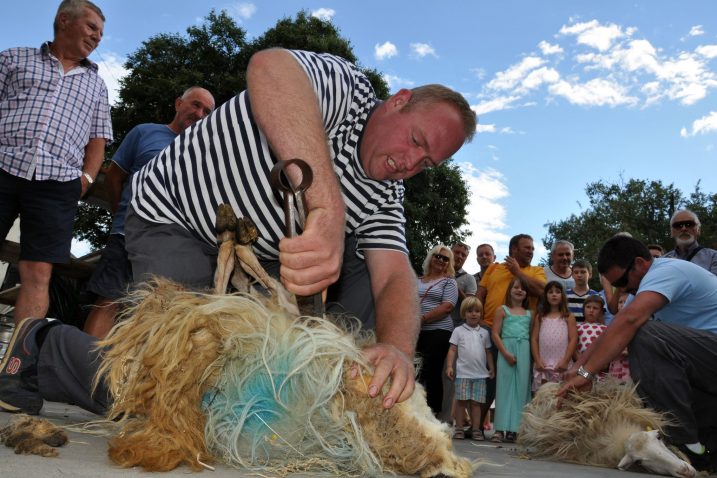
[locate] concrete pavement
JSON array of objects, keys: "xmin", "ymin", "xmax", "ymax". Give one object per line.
[{"xmin": 1, "ymin": 401, "xmax": 662, "ymax": 478}]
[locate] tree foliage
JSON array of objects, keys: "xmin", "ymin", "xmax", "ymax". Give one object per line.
[
  {"xmin": 404, "ymin": 160, "xmax": 471, "ymax": 273},
  {"xmin": 543, "ymin": 178, "xmax": 717, "ymax": 288}
]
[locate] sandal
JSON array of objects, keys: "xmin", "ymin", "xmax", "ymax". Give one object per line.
[
  {"xmin": 491, "ymin": 431, "xmax": 504, "ymax": 443},
  {"xmin": 453, "ymin": 429, "xmax": 465, "ymax": 440},
  {"xmin": 471, "ymin": 429, "xmax": 485, "ymax": 441},
  {"xmin": 505, "ymin": 432, "xmax": 517, "ymax": 443}
]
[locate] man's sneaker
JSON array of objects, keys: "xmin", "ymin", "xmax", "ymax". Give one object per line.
[
  {"xmin": 675, "ymin": 444, "xmax": 713, "ymax": 474},
  {"xmin": 0, "ymin": 317, "xmax": 54, "ymax": 415}
]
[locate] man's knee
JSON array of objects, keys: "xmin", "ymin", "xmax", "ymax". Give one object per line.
[{"xmin": 18, "ymin": 260, "xmax": 53, "ymax": 286}]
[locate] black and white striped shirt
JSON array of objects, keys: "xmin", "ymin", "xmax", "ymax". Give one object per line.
[{"xmin": 130, "ymin": 50, "xmax": 407, "ymax": 261}]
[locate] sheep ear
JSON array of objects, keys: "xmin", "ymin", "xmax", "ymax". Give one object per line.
[{"xmin": 618, "ymin": 454, "xmax": 635, "ymax": 470}]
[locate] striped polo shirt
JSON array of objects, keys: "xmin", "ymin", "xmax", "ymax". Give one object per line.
[
  {"xmin": 130, "ymin": 50, "xmax": 407, "ymax": 261},
  {"xmin": 0, "ymin": 43, "xmax": 113, "ymax": 181}
]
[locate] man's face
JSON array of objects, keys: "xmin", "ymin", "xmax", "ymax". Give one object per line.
[
  {"xmin": 602, "ymin": 258, "xmax": 647, "ymax": 295},
  {"xmin": 451, "ymin": 245, "xmax": 469, "ymax": 270},
  {"xmin": 57, "ymin": 7, "xmax": 104, "ymax": 59},
  {"xmin": 552, "ymin": 244, "xmax": 573, "ymax": 271},
  {"xmin": 670, "ymin": 212, "xmax": 700, "ymax": 247},
  {"xmin": 649, "ymin": 248, "xmax": 663, "ymax": 258},
  {"xmin": 572, "ymin": 266, "xmax": 590, "ymax": 287},
  {"xmin": 476, "ymin": 245, "xmax": 496, "ymax": 270},
  {"xmin": 360, "ymin": 89, "xmax": 466, "ymax": 181},
  {"xmin": 174, "ymin": 89, "xmax": 215, "ymax": 131},
  {"xmin": 511, "ymin": 238, "xmax": 534, "ymax": 267}
]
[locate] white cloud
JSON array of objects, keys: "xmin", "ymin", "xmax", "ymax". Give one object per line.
[
  {"xmin": 375, "ymin": 41, "xmax": 398, "ymax": 60},
  {"xmin": 470, "ymin": 67, "xmax": 486, "ymax": 80},
  {"xmin": 549, "ymin": 78, "xmax": 638, "ymax": 107},
  {"xmin": 487, "ymin": 56, "xmax": 545, "ymax": 91},
  {"xmin": 689, "ymin": 25, "xmax": 705, "ymax": 37},
  {"xmin": 681, "ymin": 111, "xmax": 717, "ymax": 137},
  {"xmin": 231, "ymin": 3, "xmax": 256, "ymax": 20},
  {"xmin": 410, "ymin": 42, "xmax": 438, "ymax": 58},
  {"xmin": 311, "ymin": 8, "xmax": 335, "ymax": 21},
  {"xmin": 696, "ymin": 44, "xmax": 717, "ymax": 59},
  {"xmin": 538, "ymin": 40, "xmax": 563, "ymax": 56},
  {"xmin": 519, "ymin": 66, "xmax": 560, "ymax": 92},
  {"xmin": 382, "ymin": 73, "xmax": 414, "ymax": 90},
  {"xmin": 95, "ymin": 51, "xmax": 128, "ymax": 106},
  {"xmin": 559, "ymin": 19, "xmax": 627, "ymax": 51},
  {"xmin": 472, "ymin": 95, "xmax": 520, "ymax": 116},
  {"xmin": 458, "ymin": 163, "xmax": 511, "ymax": 271},
  {"xmin": 476, "ymin": 123, "xmax": 497, "ymax": 133}
]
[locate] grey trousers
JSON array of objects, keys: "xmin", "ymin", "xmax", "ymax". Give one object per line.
[
  {"xmin": 630, "ymin": 320, "xmax": 717, "ymax": 444},
  {"xmin": 37, "ymin": 324, "xmax": 108, "ymax": 415}
]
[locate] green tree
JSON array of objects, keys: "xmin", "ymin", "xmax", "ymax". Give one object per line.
[
  {"xmin": 404, "ymin": 160, "xmax": 471, "ymax": 273},
  {"xmin": 543, "ymin": 178, "xmax": 716, "ymax": 288}
]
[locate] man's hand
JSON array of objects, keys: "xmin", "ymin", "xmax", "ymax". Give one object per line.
[
  {"xmin": 357, "ymin": 342, "xmax": 415, "ymax": 409},
  {"xmin": 80, "ymin": 174, "xmax": 92, "ymax": 198},
  {"xmin": 556, "ymin": 374, "xmax": 591, "ymax": 398},
  {"xmin": 504, "ymin": 256, "xmax": 521, "ymax": 276},
  {"xmin": 278, "ymin": 206, "xmax": 344, "ymax": 296}
]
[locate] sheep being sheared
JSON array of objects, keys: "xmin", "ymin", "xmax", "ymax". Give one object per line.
[
  {"xmin": 96, "ymin": 279, "xmax": 474, "ymax": 477},
  {"xmin": 518, "ymin": 381, "xmax": 695, "ymax": 478}
]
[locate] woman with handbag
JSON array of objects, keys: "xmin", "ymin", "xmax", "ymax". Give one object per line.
[{"xmin": 416, "ymin": 244, "xmax": 458, "ymax": 415}]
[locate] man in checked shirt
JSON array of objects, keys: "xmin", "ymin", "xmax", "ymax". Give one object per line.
[{"xmin": 0, "ymin": 0, "xmax": 113, "ymax": 324}]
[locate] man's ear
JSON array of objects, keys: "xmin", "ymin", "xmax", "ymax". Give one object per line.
[
  {"xmin": 174, "ymin": 97, "xmax": 183, "ymax": 111},
  {"xmin": 389, "ymin": 88, "xmax": 412, "ymax": 110}
]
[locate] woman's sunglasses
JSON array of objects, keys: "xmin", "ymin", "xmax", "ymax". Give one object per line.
[{"xmin": 433, "ymin": 254, "xmax": 450, "ymax": 263}]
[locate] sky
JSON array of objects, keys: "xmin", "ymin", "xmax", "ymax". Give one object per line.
[{"xmin": 3, "ymin": 1, "xmax": 717, "ymax": 273}]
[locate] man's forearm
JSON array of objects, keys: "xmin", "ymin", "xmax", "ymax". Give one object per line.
[
  {"xmin": 82, "ymin": 138, "xmax": 106, "ymax": 178},
  {"xmin": 368, "ymin": 251, "xmax": 419, "ymax": 358}
]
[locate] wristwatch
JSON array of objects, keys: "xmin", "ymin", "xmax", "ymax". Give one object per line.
[
  {"xmin": 82, "ymin": 172, "xmax": 94, "ymax": 185},
  {"xmin": 576, "ymin": 365, "xmax": 596, "ymax": 381}
]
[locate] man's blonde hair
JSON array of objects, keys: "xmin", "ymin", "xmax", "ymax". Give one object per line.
[{"xmin": 404, "ymin": 84, "xmax": 477, "ymax": 143}]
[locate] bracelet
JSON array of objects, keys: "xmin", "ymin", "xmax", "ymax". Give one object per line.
[
  {"xmin": 82, "ymin": 172, "xmax": 95, "ymax": 185},
  {"xmin": 576, "ymin": 365, "xmax": 596, "ymax": 381}
]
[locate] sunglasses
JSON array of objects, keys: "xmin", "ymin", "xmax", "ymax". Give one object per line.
[
  {"xmin": 671, "ymin": 220, "xmax": 696, "ymax": 229},
  {"xmin": 611, "ymin": 258, "xmax": 635, "ymax": 288},
  {"xmin": 433, "ymin": 254, "xmax": 450, "ymax": 263}
]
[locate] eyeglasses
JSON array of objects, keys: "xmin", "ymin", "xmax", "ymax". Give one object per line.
[
  {"xmin": 433, "ymin": 254, "xmax": 450, "ymax": 263},
  {"xmin": 610, "ymin": 258, "xmax": 635, "ymax": 288},
  {"xmin": 671, "ymin": 220, "xmax": 696, "ymax": 229}
]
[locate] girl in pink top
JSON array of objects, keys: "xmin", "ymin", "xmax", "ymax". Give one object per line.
[{"xmin": 530, "ymin": 281, "xmax": 577, "ymax": 392}]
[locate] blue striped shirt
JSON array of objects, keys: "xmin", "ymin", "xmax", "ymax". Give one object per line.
[
  {"xmin": 0, "ymin": 43, "xmax": 113, "ymax": 181},
  {"xmin": 130, "ymin": 50, "xmax": 407, "ymax": 261}
]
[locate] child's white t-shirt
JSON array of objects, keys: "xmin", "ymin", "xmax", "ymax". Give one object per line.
[{"xmin": 449, "ymin": 324, "xmax": 492, "ymax": 379}]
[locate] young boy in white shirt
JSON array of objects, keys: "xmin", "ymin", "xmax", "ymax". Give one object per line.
[{"xmin": 446, "ymin": 296, "xmax": 495, "ymax": 440}]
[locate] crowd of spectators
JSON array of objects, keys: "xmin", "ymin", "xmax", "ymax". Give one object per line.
[{"xmin": 426, "ymin": 214, "xmax": 717, "ymax": 471}]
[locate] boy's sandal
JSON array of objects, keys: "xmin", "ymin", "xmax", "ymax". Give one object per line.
[
  {"xmin": 472, "ymin": 430, "xmax": 485, "ymax": 441},
  {"xmin": 491, "ymin": 431, "xmax": 504, "ymax": 443},
  {"xmin": 453, "ymin": 429, "xmax": 465, "ymax": 440}
]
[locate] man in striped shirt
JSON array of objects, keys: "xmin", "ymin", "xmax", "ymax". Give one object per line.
[
  {"xmin": 126, "ymin": 48, "xmax": 476, "ymax": 407},
  {"xmin": 0, "ymin": 0, "xmax": 113, "ymax": 324}
]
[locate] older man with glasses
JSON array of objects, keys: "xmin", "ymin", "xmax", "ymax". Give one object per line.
[
  {"xmin": 663, "ymin": 209, "xmax": 717, "ymax": 275},
  {"xmin": 559, "ymin": 235, "xmax": 717, "ymax": 473}
]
